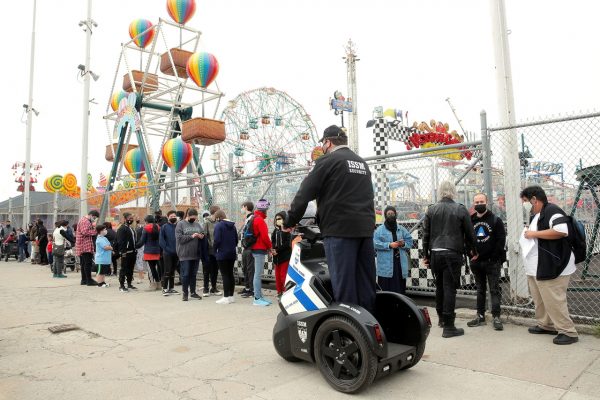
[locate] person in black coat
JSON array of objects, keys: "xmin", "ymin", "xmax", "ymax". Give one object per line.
[
  {"xmin": 36, "ymin": 220, "xmax": 49, "ymax": 265},
  {"xmin": 271, "ymin": 211, "xmax": 292, "ymax": 297},
  {"xmin": 115, "ymin": 212, "xmax": 138, "ymax": 292}
]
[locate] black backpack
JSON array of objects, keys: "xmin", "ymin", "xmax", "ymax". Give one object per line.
[
  {"xmin": 241, "ymin": 216, "xmax": 257, "ymax": 249},
  {"xmin": 554, "ymin": 215, "xmax": 587, "ymax": 264}
]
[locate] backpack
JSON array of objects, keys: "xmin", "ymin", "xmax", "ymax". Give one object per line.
[
  {"xmin": 554, "ymin": 215, "xmax": 587, "ymax": 264},
  {"xmin": 241, "ymin": 216, "xmax": 257, "ymax": 249}
]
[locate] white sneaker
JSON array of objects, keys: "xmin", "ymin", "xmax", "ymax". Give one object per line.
[
  {"xmin": 215, "ymin": 297, "xmax": 229, "ymax": 305},
  {"xmin": 228, "ymin": 296, "xmax": 235, "ymax": 304}
]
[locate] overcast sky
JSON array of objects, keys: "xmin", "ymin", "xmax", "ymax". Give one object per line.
[{"xmin": 1, "ymin": 0, "xmax": 599, "ymax": 201}]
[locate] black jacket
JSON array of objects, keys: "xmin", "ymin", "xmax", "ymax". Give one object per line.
[
  {"xmin": 116, "ymin": 224, "xmax": 137, "ymax": 255},
  {"xmin": 423, "ymin": 197, "xmax": 476, "ymax": 259},
  {"xmin": 534, "ymin": 203, "xmax": 572, "ymax": 280},
  {"xmin": 271, "ymin": 228, "xmax": 292, "ymax": 264},
  {"xmin": 105, "ymin": 228, "xmax": 117, "ymax": 247},
  {"xmin": 286, "ymin": 147, "xmax": 375, "ymax": 238},
  {"xmin": 471, "ymin": 210, "xmax": 506, "ymax": 263}
]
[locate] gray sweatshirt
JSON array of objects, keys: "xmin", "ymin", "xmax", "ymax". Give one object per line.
[{"xmin": 175, "ymin": 220, "xmax": 204, "ymax": 261}]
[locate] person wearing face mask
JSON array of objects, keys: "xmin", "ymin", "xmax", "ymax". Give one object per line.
[
  {"xmin": 94, "ymin": 225, "xmax": 113, "ymax": 288},
  {"xmin": 373, "ymin": 206, "xmax": 414, "ymax": 295},
  {"xmin": 238, "ymin": 201, "xmax": 255, "ymax": 298},
  {"xmin": 116, "ymin": 212, "xmax": 138, "ymax": 292},
  {"xmin": 75, "ymin": 210, "xmax": 100, "ymax": 286},
  {"xmin": 270, "ymin": 211, "xmax": 292, "ymax": 298},
  {"xmin": 175, "ymin": 208, "xmax": 207, "ymax": 301},
  {"xmin": 159, "ymin": 210, "xmax": 180, "ymax": 296},
  {"xmin": 284, "ymin": 125, "xmax": 377, "ymax": 314},
  {"xmin": 467, "ymin": 193, "xmax": 506, "ymax": 331},
  {"xmin": 520, "ymin": 185, "xmax": 578, "ymax": 345}
]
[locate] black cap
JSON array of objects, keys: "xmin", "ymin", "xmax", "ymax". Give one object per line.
[{"xmin": 319, "ymin": 125, "xmax": 347, "ymax": 142}]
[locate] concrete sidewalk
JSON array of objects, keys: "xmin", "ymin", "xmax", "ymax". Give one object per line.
[{"xmin": 0, "ymin": 261, "xmax": 598, "ymax": 400}]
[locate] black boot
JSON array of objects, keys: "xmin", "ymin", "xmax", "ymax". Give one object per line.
[{"xmin": 442, "ymin": 314, "xmax": 464, "ymax": 338}]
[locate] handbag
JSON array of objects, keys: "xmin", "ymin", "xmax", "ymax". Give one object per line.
[{"xmin": 53, "ymin": 244, "xmax": 65, "ymax": 257}]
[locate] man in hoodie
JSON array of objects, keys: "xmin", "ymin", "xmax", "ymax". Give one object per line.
[
  {"xmin": 159, "ymin": 210, "xmax": 179, "ymax": 296},
  {"xmin": 213, "ymin": 210, "xmax": 239, "ymax": 304},
  {"xmin": 175, "ymin": 209, "xmax": 207, "ymax": 301},
  {"xmin": 202, "ymin": 205, "xmax": 222, "ymax": 297},
  {"xmin": 116, "ymin": 212, "xmax": 138, "ymax": 292},
  {"xmin": 250, "ymin": 199, "xmax": 273, "ymax": 306}
]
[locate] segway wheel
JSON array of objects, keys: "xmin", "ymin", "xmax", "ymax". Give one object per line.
[{"xmin": 314, "ymin": 316, "xmax": 377, "ymax": 393}]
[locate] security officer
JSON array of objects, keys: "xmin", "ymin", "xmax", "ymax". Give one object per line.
[
  {"xmin": 467, "ymin": 193, "xmax": 506, "ymax": 331},
  {"xmin": 423, "ymin": 181, "xmax": 477, "ymax": 338},
  {"xmin": 284, "ymin": 125, "xmax": 376, "ymax": 313}
]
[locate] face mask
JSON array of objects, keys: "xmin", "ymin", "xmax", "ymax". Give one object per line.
[
  {"xmin": 241, "ymin": 208, "xmax": 246, "ymax": 215},
  {"xmin": 385, "ymin": 215, "xmax": 396, "ymax": 223},
  {"xmin": 523, "ymin": 202, "xmax": 533, "ymax": 214},
  {"xmin": 188, "ymin": 218, "xmax": 196, "ymax": 223},
  {"xmin": 474, "ymin": 204, "xmax": 487, "ymax": 214},
  {"xmin": 276, "ymin": 220, "xmax": 283, "ymax": 227},
  {"xmin": 169, "ymin": 218, "xmax": 177, "ymax": 224}
]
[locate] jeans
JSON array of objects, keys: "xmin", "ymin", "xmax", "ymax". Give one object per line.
[
  {"xmin": 161, "ymin": 253, "xmax": 178, "ymax": 290},
  {"xmin": 252, "ymin": 252, "xmax": 266, "ymax": 299},
  {"xmin": 471, "ymin": 260, "xmax": 502, "ymax": 317},
  {"xmin": 203, "ymin": 254, "xmax": 219, "ymax": 291},
  {"xmin": 431, "ymin": 250, "xmax": 463, "ymax": 317},
  {"xmin": 218, "ymin": 259, "xmax": 236, "ymax": 297},
  {"xmin": 53, "ymin": 255, "xmax": 65, "ymax": 275},
  {"xmin": 323, "ymin": 237, "xmax": 377, "ymax": 314},
  {"xmin": 180, "ymin": 259, "xmax": 200, "ymax": 295},
  {"xmin": 18, "ymin": 246, "xmax": 27, "ymax": 262},
  {"xmin": 242, "ymin": 248, "xmax": 254, "ymax": 290},
  {"xmin": 79, "ymin": 252, "xmax": 95, "ymax": 284}
]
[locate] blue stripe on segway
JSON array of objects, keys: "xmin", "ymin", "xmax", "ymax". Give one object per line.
[{"xmin": 287, "ymin": 265, "xmax": 318, "ymax": 311}]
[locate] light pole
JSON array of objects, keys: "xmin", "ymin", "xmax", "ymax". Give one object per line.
[
  {"xmin": 79, "ymin": 0, "xmax": 98, "ymax": 217},
  {"xmin": 23, "ymin": 0, "xmax": 38, "ymax": 228}
]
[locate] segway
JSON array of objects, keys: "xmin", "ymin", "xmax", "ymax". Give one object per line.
[{"xmin": 273, "ymin": 224, "xmax": 431, "ymax": 393}]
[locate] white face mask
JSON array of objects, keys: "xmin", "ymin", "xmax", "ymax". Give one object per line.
[
  {"xmin": 523, "ymin": 202, "xmax": 533, "ymax": 214},
  {"xmin": 241, "ymin": 208, "xmax": 246, "ymax": 215}
]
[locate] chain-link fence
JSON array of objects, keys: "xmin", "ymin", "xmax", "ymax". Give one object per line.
[{"xmin": 488, "ymin": 112, "xmax": 600, "ymax": 324}]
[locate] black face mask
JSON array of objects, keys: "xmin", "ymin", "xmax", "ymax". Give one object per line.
[
  {"xmin": 188, "ymin": 218, "xmax": 196, "ymax": 223},
  {"xmin": 126, "ymin": 220, "xmax": 133, "ymax": 225},
  {"xmin": 385, "ymin": 215, "xmax": 397, "ymax": 223},
  {"xmin": 474, "ymin": 204, "xmax": 487, "ymax": 214},
  {"xmin": 169, "ymin": 218, "xmax": 177, "ymax": 224}
]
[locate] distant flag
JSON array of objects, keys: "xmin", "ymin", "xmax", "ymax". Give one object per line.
[{"xmin": 396, "ymin": 109, "xmax": 403, "ymax": 124}]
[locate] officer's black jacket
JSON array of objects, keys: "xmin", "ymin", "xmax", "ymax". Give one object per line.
[{"xmin": 286, "ymin": 147, "xmax": 375, "ymax": 238}]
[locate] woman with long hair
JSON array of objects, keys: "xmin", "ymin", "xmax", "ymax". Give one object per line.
[{"xmin": 137, "ymin": 215, "xmax": 162, "ymax": 290}]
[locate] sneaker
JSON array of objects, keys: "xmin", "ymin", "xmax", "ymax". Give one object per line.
[
  {"xmin": 86, "ymin": 281, "xmax": 98, "ymax": 286},
  {"xmin": 162, "ymin": 289, "xmax": 170, "ymax": 297},
  {"xmin": 262, "ymin": 297, "xmax": 273, "ymax": 305},
  {"xmin": 98, "ymin": 282, "xmax": 109, "ymax": 288},
  {"xmin": 57, "ymin": 274, "xmax": 67, "ymax": 278},
  {"xmin": 168, "ymin": 289, "xmax": 179, "ymax": 294},
  {"xmin": 253, "ymin": 297, "xmax": 271, "ymax": 307},
  {"xmin": 202, "ymin": 289, "xmax": 210, "ymax": 297},
  {"xmin": 52, "ymin": 274, "xmax": 58, "ymax": 278},
  {"xmin": 216, "ymin": 297, "xmax": 229, "ymax": 305},
  {"xmin": 492, "ymin": 317, "xmax": 504, "ymax": 331},
  {"xmin": 228, "ymin": 296, "xmax": 235, "ymax": 304},
  {"xmin": 467, "ymin": 314, "xmax": 486, "ymax": 327},
  {"xmin": 190, "ymin": 293, "xmax": 202, "ymax": 300},
  {"xmin": 182, "ymin": 293, "xmax": 188, "ymax": 301},
  {"xmin": 528, "ymin": 326, "xmax": 558, "ymax": 335},
  {"xmin": 128, "ymin": 285, "xmax": 138, "ymax": 290},
  {"xmin": 553, "ymin": 334, "xmax": 578, "ymax": 345},
  {"xmin": 240, "ymin": 291, "xmax": 254, "ymax": 298},
  {"xmin": 119, "ymin": 286, "xmax": 129, "ymax": 293},
  {"xmin": 210, "ymin": 288, "xmax": 223, "ymax": 296},
  {"xmin": 238, "ymin": 288, "xmax": 249, "ymax": 295}
]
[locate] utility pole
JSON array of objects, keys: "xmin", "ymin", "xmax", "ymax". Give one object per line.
[
  {"xmin": 344, "ymin": 40, "xmax": 359, "ymax": 155},
  {"xmin": 80, "ymin": 0, "xmax": 94, "ymax": 217},
  {"xmin": 490, "ymin": 0, "xmax": 527, "ymax": 299},
  {"xmin": 23, "ymin": 0, "xmax": 38, "ymax": 228}
]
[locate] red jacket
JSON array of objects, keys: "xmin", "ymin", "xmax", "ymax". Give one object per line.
[{"xmin": 251, "ymin": 210, "xmax": 272, "ymax": 251}]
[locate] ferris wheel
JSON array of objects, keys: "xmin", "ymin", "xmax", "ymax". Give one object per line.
[{"xmin": 212, "ymin": 87, "xmax": 318, "ymax": 176}]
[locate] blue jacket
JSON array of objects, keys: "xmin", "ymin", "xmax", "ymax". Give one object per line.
[
  {"xmin": 159, "ymin": 222, "xmax": 177, "ymax": 256},
  {"xmin": 373, "ymin": 224, "xmax": 414, "ymax": 278},
  {"xmin": 213, "ymin": 220, "xmax": 238, "ymax": 261}
]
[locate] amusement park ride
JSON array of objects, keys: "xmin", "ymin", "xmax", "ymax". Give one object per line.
[{"xmin": 12, "ymin": 162, "xmax": 41, "ymax": 192}]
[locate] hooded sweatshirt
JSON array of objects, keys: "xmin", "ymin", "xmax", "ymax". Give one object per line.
[
  {"xmin": 251, "ymin": 210, "xmax": 272, "ymax": 252},
  {"xmin": 175, "ymin": 219, "xmax": 205, "ymax": 261},
  {"xmin": 213, "ymin": 220, "xmax": 239, "ymax": 261}
]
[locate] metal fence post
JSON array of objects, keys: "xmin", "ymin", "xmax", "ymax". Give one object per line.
[
  {"xmin": 228, "ymin": 153, "xmax": 234, "ymax": 218},
  {"xmin": 480, "ymin": 111, "xmax": 494, "ymax": 205},
  {"xmin": 52, "ymin": 192, "xmax": 58, "ymax": 227}
]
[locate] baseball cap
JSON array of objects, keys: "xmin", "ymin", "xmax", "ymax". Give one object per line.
[{"xmin": 319, "ymin": 125, "xmax": 347, "ymax": 142}]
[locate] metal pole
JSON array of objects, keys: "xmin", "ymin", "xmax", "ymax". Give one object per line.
[
  {"xmin": 52, "ymin": 191, "xmax": 58, "ymax": 227},
  {"xmin": 490, "ymin": 0, "xmax": 527, "ymax": 299},
  {"xmin": 170, "ymin": 168, "xmax": 177, "ymax": 207},
  {"xmin": 480, "ymin": 111, "xmax": 494, "ymax": 206},
  {"xmin": 80, "ymin": 0, "xmax": 93, "ymax": 217},
  {"xmin": 24, "ymin": 0, "xmax": 37, "ymax": 228},
  {"xmin": 345, "ymin": 40, "xmax": 359, "ymax": 155},
  {"xmin": 227, "ymin": 154, "xmax": 234, "ymax": 218}
]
